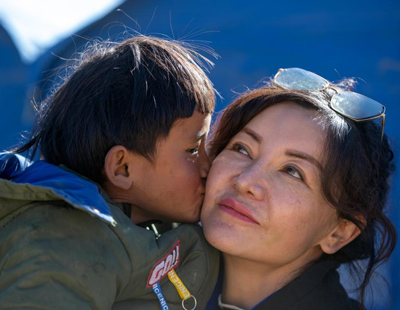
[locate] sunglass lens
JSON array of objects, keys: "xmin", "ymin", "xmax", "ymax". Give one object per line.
[
  {"xmin": 274, "ymin": 68, "xmax": 328, "ymax": 91},
  {"xmin": 331, "ymin": 92, "xmax": 385, "ymax": 120}
]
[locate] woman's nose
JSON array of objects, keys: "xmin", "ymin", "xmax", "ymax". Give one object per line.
[{"xmin": 232, "ymin": 164, "xmax": 267, "ymax": 200}]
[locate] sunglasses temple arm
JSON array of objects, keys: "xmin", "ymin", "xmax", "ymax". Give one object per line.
[{"xmin": 381, "ymin": 114, "xmax": 386, "ymax": 141}]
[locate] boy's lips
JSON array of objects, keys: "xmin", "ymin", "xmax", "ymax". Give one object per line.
[{"xmin": 218, "ymin": 198, "xmax": 259, "ymax": 224}]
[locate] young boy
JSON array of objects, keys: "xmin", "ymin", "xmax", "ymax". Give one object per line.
[{"xmin": 0, "ymin": 36, "xmax": 219, "ymax": 309}]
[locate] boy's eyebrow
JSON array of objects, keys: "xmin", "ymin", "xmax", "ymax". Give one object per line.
[
  {"xmin": 285, "ymin": 150, "xmax": 323, "ymax": 171},
  {"xmin": 195, "ymin": 131, "xmax": 207, "ymax": 141}
]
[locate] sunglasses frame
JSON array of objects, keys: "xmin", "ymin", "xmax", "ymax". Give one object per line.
[{"xmin": 273, "ymin": 68, "xmax": 386, "ymax": 139}]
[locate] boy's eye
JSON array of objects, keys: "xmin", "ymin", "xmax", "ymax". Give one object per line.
[
  {"xmin": 187, "ymin": 147, "xmax": 199, "ymax": 156},
  {"xmin": 283, "ymin": 165, "xmax": 303, "ymax": 180}
]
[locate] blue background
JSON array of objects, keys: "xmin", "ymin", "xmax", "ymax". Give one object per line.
[{"xmin": 1, "ymin": 0, "xmax": 399, "ymax": 308}]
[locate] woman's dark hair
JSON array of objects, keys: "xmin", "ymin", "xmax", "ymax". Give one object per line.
[
  {"xmin": 208, "ymin": 85, "xmax": 396, "ymax": 309},
  {"xmin": 15, "ymin": 35, "xmax": 216, "ymax": 183}
]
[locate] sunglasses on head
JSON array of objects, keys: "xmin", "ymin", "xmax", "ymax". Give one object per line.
[{"xmin": 273, "ymin": 68, "xmax": 386, "ymax": 139}]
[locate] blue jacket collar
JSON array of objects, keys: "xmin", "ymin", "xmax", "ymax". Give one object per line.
[{"xmin": 0, "ymin": 152, "xmax": 117, "ymax": 226}]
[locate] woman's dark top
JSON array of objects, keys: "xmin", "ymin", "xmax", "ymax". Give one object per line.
[{"xmin": 207, "ymin": 259, "xmax": 361, "ymax": 310}]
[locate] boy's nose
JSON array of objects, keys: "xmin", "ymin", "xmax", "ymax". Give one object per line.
[{"xmin": 200, "ymin": 149, "xmax": 211, "ymax": 179}]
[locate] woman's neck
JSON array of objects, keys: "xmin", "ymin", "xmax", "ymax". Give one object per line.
[{"xmin": 221, "ymin": 254, "xmax": 310, "ymax": 310}]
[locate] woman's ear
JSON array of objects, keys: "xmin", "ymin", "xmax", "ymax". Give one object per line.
[
  {"xmin": 320, "ymin": 217, "xmax": 364, "ymax": 254},
  {"xmin": 104, "ymin": 145, "xmax": 133, "ymax": 190}
]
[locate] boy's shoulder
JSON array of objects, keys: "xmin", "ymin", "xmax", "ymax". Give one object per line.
[{"xmin": 0, "ymin": 154, "xmax": 219, "ymax": 309}]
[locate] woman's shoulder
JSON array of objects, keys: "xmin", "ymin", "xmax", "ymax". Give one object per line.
[{"xmin": 253, "ymin": 260, "xmax": 361, "ymax": 310}]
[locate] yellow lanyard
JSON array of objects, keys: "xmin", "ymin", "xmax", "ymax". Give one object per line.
[{"xmin": 168, "ymin": 269, "xmax": 197, "ymax": 310}]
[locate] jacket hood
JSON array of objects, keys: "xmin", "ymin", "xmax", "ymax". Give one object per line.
[{"xmin": 0, "ymin": 152, "xmax": 116, "ymax": 226}]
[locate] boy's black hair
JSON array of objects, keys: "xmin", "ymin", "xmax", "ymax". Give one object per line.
[{"xmin": 15, "ymin": 36, "xmax": 216, "ymax": 183}]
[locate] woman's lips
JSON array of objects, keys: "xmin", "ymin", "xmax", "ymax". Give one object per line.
[{"xmin": 218, "ymin": 198, "xmax": 259, "ymax": 224}]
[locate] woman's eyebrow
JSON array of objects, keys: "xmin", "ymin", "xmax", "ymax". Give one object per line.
[
  {"xmin": 241, "ymin": 128, "xmax": 322, "ymax": 170},
  {"xmin": 285, "ymin": 149, "xmax": 322, "ymax": 171},
  {"xmin": 242, "ymin": 127, "xmax": 262, "ymax": 143}
]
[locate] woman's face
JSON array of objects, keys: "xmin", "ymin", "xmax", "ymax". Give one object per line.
[{"xmin": 201, "ymin": 102, "xmax": 339, "ymax": 268}]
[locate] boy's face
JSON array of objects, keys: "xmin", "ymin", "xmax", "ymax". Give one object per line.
[{"xmin": 129, "ymin": 111, "xmax": 212, "ymax": 224}]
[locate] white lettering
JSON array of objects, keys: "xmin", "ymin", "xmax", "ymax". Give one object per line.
[
  {"xmin": 162, "ymin": 253, "xmax": 173, "ymax": 276},
  {"xmin": 149, "ymin": 261, "xmax": 165, "ymax": 285},
  {"xmin": 147, "ymin": 241, "xmax": 180, "ymax": 287}
]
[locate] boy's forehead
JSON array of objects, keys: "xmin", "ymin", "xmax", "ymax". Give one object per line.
[{"xmin": 172, "ymin": 112, "xmax": 212, "ymax": 140}]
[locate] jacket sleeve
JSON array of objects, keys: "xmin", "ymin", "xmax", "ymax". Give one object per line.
[{"xmin": 0, "ymin": 202, "xmax": 131, "ymax": 310}]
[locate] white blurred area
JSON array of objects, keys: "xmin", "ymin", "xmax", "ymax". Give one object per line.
[{"xmin": 0, "ymin": 0, "xmax": 124, "ymax": 63}]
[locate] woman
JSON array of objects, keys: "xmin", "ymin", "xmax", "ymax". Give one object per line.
[{"xmin": 201, "ymin": 68, "xmax": 396, "ymax": 310}]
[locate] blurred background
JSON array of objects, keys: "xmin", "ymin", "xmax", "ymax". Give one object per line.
[{"xmin": 0, "ymin": 0, "xmax": 399, "ymax": 308}]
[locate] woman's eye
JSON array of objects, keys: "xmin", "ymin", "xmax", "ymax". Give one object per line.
[
  {"xmin": 187, "ymin": 147, "xmax": 199, "ymax": 156},
  {"xmin": 283, "ymin": 166, "xmax": 303, "ymax": 180},
  {"xmin": 232, "ymin": 143, "xmax": 249, "ymax": 156}
]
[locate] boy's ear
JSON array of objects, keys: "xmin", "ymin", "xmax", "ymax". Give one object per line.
[
  {"xmin": 104, "ymin": 145, "xmax": 133, "ymax": 190},
  {"xmin": 320, "ymin": 217, "xmax": 364, "ymax": 254}
]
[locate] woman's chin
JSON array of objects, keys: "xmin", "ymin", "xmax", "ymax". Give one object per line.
[{"xmin": 203, "ymin": 220, "xmax": 240, "ymax": 253}]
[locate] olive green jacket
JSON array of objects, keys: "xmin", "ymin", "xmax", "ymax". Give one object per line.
[{"xmin": 0, "ymin": 154, "xmax": 219, "ymax": 309}]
